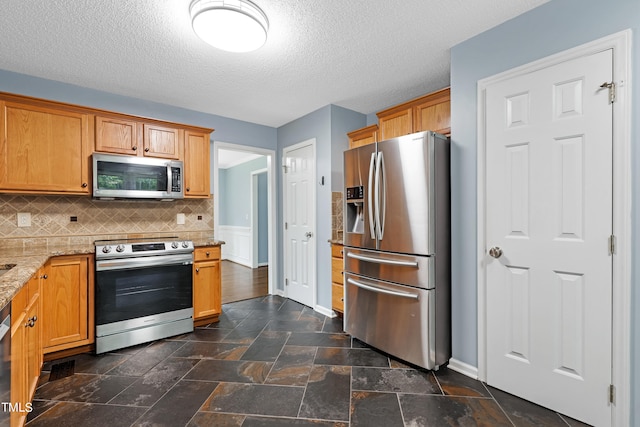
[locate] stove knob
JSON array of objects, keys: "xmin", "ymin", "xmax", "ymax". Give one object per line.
[
  {"xmin": 116, "ymin": 244, "xmax": 125, "ymax": 253},
  {"xmin": 102, "ymin": 245, "xmax": 112, "ymax": 253},
  {"xmin": 171, "ymin": 241, "xmax": 179, "ymax": 249},
  {"xmin": 181, "ymin": 241, "xmax": 189, "ymax": 248}
]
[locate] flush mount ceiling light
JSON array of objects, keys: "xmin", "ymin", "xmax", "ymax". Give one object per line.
[{"xmin": 190, "ymin": 0, "xmax": 269, "ymax": 53}]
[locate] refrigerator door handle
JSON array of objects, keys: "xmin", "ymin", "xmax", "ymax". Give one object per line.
[
  {"xmin": 367, "ymin": 152, "xmax": 376, "ymax": 239},
  {"xmin": 346, "ymin": 251, "xmax": 419, "ymax": 268},
  {"xmin": 374, "ymin": 152, "xmax": 382, "ymax": 240},
  {"xmin": 378, "ymin": 151, "xmax": 386, "ymax": 240},
  {"xmin": 347, "ymin": 277, "xmax": 420, "ymax": 300}
]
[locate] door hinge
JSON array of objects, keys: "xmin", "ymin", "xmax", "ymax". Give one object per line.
[
  {"xmin": 609, "ymin": 384, "xmax": 615, "ymax": 404},
  {"xmin": 285, "ymin": 278, "xmax": 289, "ymax": 287},
  {"xmin": 608, "ymin": 234, "xmax": 616, "ymax": 255},
  {"xmin": 600, "ymin": 81, "xmax": 616, "ymax": 103},
  {"xmin": 285, "ymin": 222, "xmax": 288, "ymax": 230},
  {"xmin": 282, "ymin": 164, "xmax": 288, "ymax": 174}
]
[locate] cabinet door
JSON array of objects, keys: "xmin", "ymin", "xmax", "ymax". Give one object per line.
[
  {"xmin": 414, "ymin": 99, "xmax": 451, "ymax": 135},
  {"xmin": 0, "ymin": 100, "xmax": 91, "ymax": 194},
  {"xmin": 143, "ymin": 124, "xmax": 181, "ymax": 159},
  {"xmin": 10, "ymin": 284, "xmax": 28, "ymax": 427},
  {"xmin": 95, "ymin": 115, "xmax": 142, "ymax": 155},
  {"xmin": 25, "ymin": 293, "xmax": 40, "ymax": 401},
  {"xmin": 377, "ymin": 107, "xmax": 412, "ymax": 141},
  {"xmin": 42, "ymin": 255, "xmax": 93, "ymax": 352},
  {"xmin": 193, "ymin": 260, "xmax": 221, "ymax": 320},
  {"xmin": 347, "ymin": 125, "xmax": 378, "ymax": 149},
  {"xmin": 183, "ymin": 130, "xmax": 211, "ymax": 198}
]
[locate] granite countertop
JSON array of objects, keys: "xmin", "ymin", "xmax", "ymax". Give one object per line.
[
  {"xmin": 0, "ymin": 238, "xmax": 225, "ymax": 310},
  {"xmin": 328, "ymin": 239, "xmax": 344, "ymax": 245}
]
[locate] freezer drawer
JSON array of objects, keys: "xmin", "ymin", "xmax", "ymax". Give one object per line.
[
  {"xmin": 344, "ymin": 273, "xmax": 443, "ymax": 370},
  {"xmin": 344, "ymin": 247, "xmax": 434, "ymax": 289}
]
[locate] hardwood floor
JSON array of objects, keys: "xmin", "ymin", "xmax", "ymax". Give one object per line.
[{"xmin": 221, "ymin": 260, "xmax": 268, "ymax": 304}]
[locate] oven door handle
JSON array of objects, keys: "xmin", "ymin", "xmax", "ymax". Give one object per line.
[{"xmin": 96, "ymin": 254, "xmax": 193, "ymax": 271}]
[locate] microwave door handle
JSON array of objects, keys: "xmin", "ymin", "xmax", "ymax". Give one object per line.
[
  {"xmin": 167, "ymin": 164, "xmax": 172, "ymax": 194},
  {"xmin": 367, "ymin": 152, "xmax": 376, "ymax": 239}
]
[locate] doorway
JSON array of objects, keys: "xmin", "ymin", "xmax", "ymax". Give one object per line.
[{"xmin": 213, "ymin": 141, "xmax": 277, "ymax": 302}]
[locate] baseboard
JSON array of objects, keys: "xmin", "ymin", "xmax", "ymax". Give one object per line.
[
  {"xmin": 314, "ymin": 304, "xmax": 335, "ymax": 318},
  {"xmin": 257, "ymin": 262, "xmax": 268, "ymax": 267},
  {"xmin": 447, "ymin": 358, "xmax": 479, "ymax": 379}
]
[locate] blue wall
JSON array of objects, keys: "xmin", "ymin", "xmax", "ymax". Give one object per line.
[
  {"xmin": 450, "ymin": 0, "xmax": 639, "ymax": 423},
  {"xmin": 276, "ymin": 105, "xmax": 366, "ymax": 308},
  {"xmin": 218, "ymin": 157, "xmax": 267, "ymax": 227},
  {"xmin": 257, "ymin": 172, "xmax": 268, "ymax": 264}
]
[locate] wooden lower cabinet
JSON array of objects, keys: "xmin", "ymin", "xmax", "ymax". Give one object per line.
[
  {"xmin": 41, "ymin": 254, "xmax": 94, "ymax": 354},
  {"xmin": 11, "ymin": 271, "xmax": 42, "ymax": 427},
  {"xmin": 193, "ymin": 246, "xmax": 222, "ymax": 326},
  {"xmin": 331, "ymin": 244, "xmax": 344, "ymax": 315}
]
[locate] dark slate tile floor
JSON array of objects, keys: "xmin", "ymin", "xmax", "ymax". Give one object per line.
[{"xmin": 26, "ymin": 295, "xmax": 591, "ymax": 427}]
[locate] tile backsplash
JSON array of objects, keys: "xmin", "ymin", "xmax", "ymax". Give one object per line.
[
  {"xmin": 0, "ymin": 195, "xmax": 214, "ymax": 248},
  {"xmin": 331, "ymin": 192, "xmax": 343, "ymax": 242}
]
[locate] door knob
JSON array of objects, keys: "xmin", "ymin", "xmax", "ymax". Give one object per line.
[
  {"xmin": 489, "ymin": 247, "xmax": 503, "ymax": 259},
  {"xmin": 305, "ymin": 232, "xmax": 313, "ymax": 238}
]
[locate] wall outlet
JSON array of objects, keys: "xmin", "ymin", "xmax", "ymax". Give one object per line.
[
  {"xmin": 17, "ymin": 212, "xmax": 31, "ymax": 227},
  {"xmin": 176, "ymin": 213, "xmax": 186, "ymax": 225}
]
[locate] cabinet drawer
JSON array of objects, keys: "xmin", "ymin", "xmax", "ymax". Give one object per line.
[
  {"xmin": 331, "ymin": 258, "xmax": 343, "ymax": 284},
  {"xmin": 331, "ymin": 244, "xmax": 344, "ymax": 258},
  {"xmin": 331, "ymin": 284, "xmax": 344, "ymax": 313},
  {"xmin": 194, "ymin": 246, "xmax": 220, "ymax": 262}
]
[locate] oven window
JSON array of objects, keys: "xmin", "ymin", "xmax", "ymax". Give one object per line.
[{"xmin": 96, "ymin": 263, "xmax": 192, "ymax": 325}]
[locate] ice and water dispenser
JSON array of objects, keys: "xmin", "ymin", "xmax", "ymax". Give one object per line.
[{"xmin": 345, "ymin": 186, "xmax": 365, "ymax": 234}]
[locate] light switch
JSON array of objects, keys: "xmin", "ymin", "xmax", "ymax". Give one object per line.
[
  {"xmin": 17, "ymin": 212, "xmax": 31, "ymax": 227},
  {"xmin": 176, "ymin": 213, "xmax": 186, "ymax": 225}
]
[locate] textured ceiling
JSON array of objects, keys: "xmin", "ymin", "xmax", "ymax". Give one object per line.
[{"xmin": 0, "ymin": 0, "xmax": 547, "ymax": 128}]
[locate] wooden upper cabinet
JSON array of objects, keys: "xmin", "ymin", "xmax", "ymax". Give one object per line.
[
  {"xmin": 376, "ymin": 105, "xmax": 413, "ymax": 141},
  {"xmin": 183, "ymin": 130, "xmax": 211, "ymax": 198},
  {"xmin": 347, "ymin": 124, "xmax": 378, "ymax": 149},
  {"xmin": 95, "ymin": 115, "xmax": 142, "ymax": 155},
  {"xmin": 0, "ymin": 98, "xmax": 91, "ymax": 195},
  {"xmin": 95, "ymin": 117, "xmax": 183, "ymax": 160},
  {"xmin": 353, "ymin": 87, "xmax": 450, "ymax": 145},
  {"xmin": 413, "ymin": 87, "xmax": 451, "ymax": 135},
  {"xmin": 143, "ymin": 123, "xmax": 182, "ymax": 159}
]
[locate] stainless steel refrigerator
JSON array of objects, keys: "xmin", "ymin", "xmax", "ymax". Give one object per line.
[{"xmin": 343, "ymin": 130, "xmax": 450, "ymax": 370}]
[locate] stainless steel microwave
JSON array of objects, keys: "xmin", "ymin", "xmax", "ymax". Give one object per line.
[{"xmin": 92, "ymin": 153, "xmax": 184, "ymax": 200}]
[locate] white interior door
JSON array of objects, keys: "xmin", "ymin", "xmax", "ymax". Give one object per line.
[
  {"xmin": 283, "ymin": 140, "xmax": 316, "ymax": 307},
  {"xmin": 484, "ymin": 49, "xmax": 613, "ymax": 426}
]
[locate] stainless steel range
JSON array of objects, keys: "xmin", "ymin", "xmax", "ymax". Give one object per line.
[{"xmin": 94, "ymin": 237, "xmax": 194, "ymax": 354}]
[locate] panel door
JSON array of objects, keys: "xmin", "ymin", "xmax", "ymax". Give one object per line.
[
  {"xmin": 283, "ymin": 141, "xmax": 315, "ymax": 307},
  {"xmin": 485, "ymin": 49, "xmax": 613, "ymax": 426},
  {"xmin": 95, "ymin": 115, "xmax": 141, "ymax": 155},
  {"xmin": 143, "ymin": 123, "xmax": 181, "ymax": 159},
  {"xmin": 0, "ymin": 101, "xmax": 90, "ymax": 194},
  {"xmin": 184, "ymin": 130, "xmax": 211, "ymax": 197},
  {"xmin": 42, "ymin": 256, "xmax": 90, "ymax": 351},
  {"xmin": 193, "ymin": 260, "xmax": 221, "ymax": 319}
]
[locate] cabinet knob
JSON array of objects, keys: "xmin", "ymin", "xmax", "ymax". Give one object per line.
[
  {"xmin": 25, "ymin": 317, "xmax": 36, "ymax": 328},
  {"xmin": 196, "ymin": 268, "xmax": 200, "ymax": 273},
  {"xmin": 41, "ymin": 274, "xmax": 48, "ymax": 279},
  {"xmin": 205, "ymin": 251, "xmax": 210, "ymax": 257},
  {"xmin": 81, "ymin": 182, "xmax": 88, "ymax": 188},
  {"xmin": 186, "ymin": 187, "xmax": 190, "ymax": 192},
  {"xmin": 144, "ymin": 147, "xmax": 150, "ymax": 152},
  {"xmin": 132, "ymin": 146, "xmax": 137, "ymax": 151}
]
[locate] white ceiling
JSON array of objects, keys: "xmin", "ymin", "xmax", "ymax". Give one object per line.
[
  {"xmin": 0, "ymin": 0, "xmax": 547, "ymax": 128},
  {"xmin": 218, "ymin": 149, "xmax": 263, "ymax": 169}
]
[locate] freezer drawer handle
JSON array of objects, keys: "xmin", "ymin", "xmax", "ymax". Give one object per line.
[
  {"xmin": 347, "ymin": 278, "xmax": 419, "ymax": 300},
  {"xmin": 346, "ymin": 252, "xmax": 419, "ymax": 268}
]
